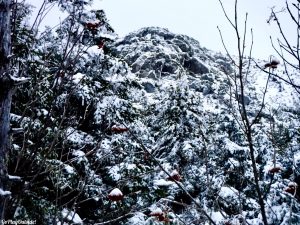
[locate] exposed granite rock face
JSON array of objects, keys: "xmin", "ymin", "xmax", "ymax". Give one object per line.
[
  {"xmin": 184, "ymin": 57, "xmax": 209, "ymax": 74},
  {"xmin": 111, "ymin": 27, "xmax": 210, "ymax": 79}
]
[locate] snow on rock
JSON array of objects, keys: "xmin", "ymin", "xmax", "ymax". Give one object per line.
[
  {"xmin": 111, "ymin": 27, "xmax": 210, "ymax": 79},
  {"xmin": 126, "ymin": 163, "xmax": 137, "ymax": 170},
  {"xmin": 12, "ymin": 144, "xmax": 21, "ymax": 151},
  {"xmin": 36, "ymin": 108, "xmax": 49, "ymax": 117}
]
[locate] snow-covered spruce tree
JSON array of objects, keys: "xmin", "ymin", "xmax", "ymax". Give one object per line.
[
  {"xmin": 146, "ymin": 77, "xmax": 222, "ymax": 224},
  {"xmin": 149, "ymin": 78, "xmax": 203, "ymax": 162}
]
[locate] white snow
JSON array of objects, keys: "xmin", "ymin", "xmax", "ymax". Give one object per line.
[
  {"xmin": 210, "ymin": 211, "xmax": 225, "ymax": 224},
  {"xmin": 72, "ymin": 150, "xmax": 87, "ymax": 163},
  {"xmin": 295, "ymin": 151, "xmax": 300, "ymax": 164},
  {"xmin": 41, "ymin": 109, "xmax": 48, "ymax": 116},
  {"xmin": 170, "ymin": 169, "xmax": 179, "ymax": 176},
  {"xmin": 126, "ymin": 212, "xmax": 146, "ymax": 224},
  {"xmin": 99, "ymin": 31, "xmax": 117, "ymax": 40},
  {"xmin": 0, "ymin": 188, "xmax": 11, "ymax": 196},
  {"xmin": 66, "ymin": 127, "xmax": 94, "ymax": 146},
  {"xmin": 246, "ymin": 218, "xmax": 264, "ymax": 225},
  {"xmin": 224, "ymin": 138, "xmax": 248, "ymax": 155},
  {"xmin": 153, "ymin": 179, "xmax": 174, "ymax": 186},
  {"xmin": 219, "ymin": 186, "xmax": 238, "ymax": 199},
  {"xmin": 87, "ymin": 45, "xmax": 103, "ymax": 54},
  {"xmin": 150, "ymin": 207, "xmax": 163, "ymax": 215},
  {"xmin": 12, "ymin": 144, "xmax": 21, "ymax": 151},
  {"xmin": 183, "ymin": 143, "xmax": 192, "ymax": 151},
  {"xmin": 72, "ymin": 73, "xmax": 85, "ymax": 84},
  {"xmin": 9, "ymin": 75, "xmax": 30, "ymax": 84},
  {"xmin": 109, "ymin": 188, "xmax": 123, "ymax": 196},
  {"xmin": 288, "ymin": 182, "xmax": 297, "ymax": 187},
  {"xmin": 126, "ymin": 164, "xmax": 137, "ymax": 170},
  {"xmin": 149, "ymin": 205, "xmax": 163, "ymax": 215},
  {"xmin": 72, "ymin": 150, "xmax": 85, "ymax": 157},
  {"xmin": 8, "ymin": 175, "xmax": 21, "ymax": 181},
  {"xmin": 271, "ymin": 58, "xmax": 280, "ymax": 65},
  {"xmin": 61, "ymin": 209, "xmax": 83, "ymax": 224},
  {"xmin": 85, "ymin": 19, "xmax": 100, "ymax": 24},
  {"xmin": 64, "ymin": 165, "xmax": 75, "ymax": 174},
  {"xmin": 108, "ymin": 165, "xmax": 121, "ymax": 181}
]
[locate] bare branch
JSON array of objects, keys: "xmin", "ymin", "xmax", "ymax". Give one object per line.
[
  {"xmin": 217, "ymin": 26, "xmax": 238, "ymax": 67},
  {"xmin": 272, "ymin": 9, "xmax": 298, "ymax": 60},
  {"xmin": 94, "ymin": 212, "xmax": 135, "ymax": 225},
  {"xmin": 286, "ymin": 1, "xmax": 300, "ymax": 28},
  {"xmin": 270, "ymin": 36, "xmax": 298, "ymax": 69},
  {"xmin": 217, "ymin": 0, "xmax": 236, "ymax": 29},
  {"xmin": 241, "ymin": 13, "xmax": 248, "ymax": 59}
]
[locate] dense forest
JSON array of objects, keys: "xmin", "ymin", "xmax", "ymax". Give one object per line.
[{"xmin": 0, "ymin": 0, "xmax": 299, "ymax": 224}]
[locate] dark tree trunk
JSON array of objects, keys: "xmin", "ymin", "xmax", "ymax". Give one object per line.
[{"xmin": 0, "ymin": 0, "xmax": 12, "ymax": 220}]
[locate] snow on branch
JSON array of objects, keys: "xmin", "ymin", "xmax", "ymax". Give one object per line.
[
  {"xmin": 10, "ymin": 75, "xmax": 30, "ymax": 85},
  {"xmin": 0, "ymin": 188, "xmax": 11, "ymax": 196}
]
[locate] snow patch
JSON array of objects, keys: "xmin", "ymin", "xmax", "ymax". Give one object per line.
[
  {"xmin": 153, "ymin": 179, "xmax": 174, "ymax": 186},
  {"xmin": 109, "ymin": 188, "xmax": 123, "ymax": 196},
  {"xmin": 126, "ymin": 212, "xmax": 146, "ymax": 224},
  {"xmin": 0, "ymin": 188, "xmax": 11, "ymax": 196},
  {"xmin": 72, "ymin": 73, "xmax": 85, "ymax": 84},
  {"xmin": 64, "ymin": 165, "xmax": 75, "ymax": 174},
  {"xmin": 108, "ymin": 165, "xmax": 121, "ymax": 181},
  {"xmin": 61, "ymin": 209, "xmax": 83, "ymax": 224},
  {"xmin": 8, "ymin": 175, "xmax": 21, "ymax": 181}
]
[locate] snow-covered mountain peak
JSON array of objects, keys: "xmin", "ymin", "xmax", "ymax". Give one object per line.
[{"xmin": 111, "ymin": 27, "xmax": 210, "ymax": 79}]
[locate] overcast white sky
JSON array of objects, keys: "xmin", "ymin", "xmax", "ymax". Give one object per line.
[{"xmin": 28, "ymin": 0, "xmax": 292, "ymax": 60}]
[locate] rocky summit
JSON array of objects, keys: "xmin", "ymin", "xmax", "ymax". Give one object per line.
[{"xmin": 112, "ymin": 27, "xmax": 210, "ymax": 78}]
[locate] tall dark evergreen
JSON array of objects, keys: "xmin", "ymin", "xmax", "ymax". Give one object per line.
[{"xmin": 0, "ymin": 0, "xmax": 12, "ymax": 219}]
